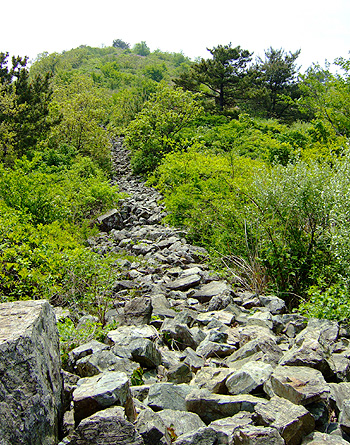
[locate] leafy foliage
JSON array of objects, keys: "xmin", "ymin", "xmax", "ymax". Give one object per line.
[
  {"xmin": 125, "ymin": 83, "xmax": 203, "ymax": 174},
  {"xmin": 175, "ymin": 43, "xmax": 252, "ymax": 111}
]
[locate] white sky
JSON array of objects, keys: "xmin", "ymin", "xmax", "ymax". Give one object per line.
[{"xmin": 1, "ymin": 0, "xmax": 349, "ymax": 71}]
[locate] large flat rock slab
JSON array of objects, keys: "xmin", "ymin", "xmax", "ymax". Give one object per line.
[{"xmin": 0, "ymin": 300, "xmax": 63, "ymax": 445}]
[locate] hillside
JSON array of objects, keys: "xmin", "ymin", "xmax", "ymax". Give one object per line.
[{"xmin": 0, "ymin": 42, "xmax": 350, "ymax": 321}]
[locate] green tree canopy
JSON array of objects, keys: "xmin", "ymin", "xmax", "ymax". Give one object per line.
[
  {"xmin": 175, "ymin": 43, "xmax": 252, "ymax": 112},
  {"xmin": 125, "ymin": 83, "xmax": 203, "ymax": 173},
  {"xmin": 112, "ymin": 39, "xmax": 130, "ymax": 50},
  {"xmin": 299, "ymin": 57, "xmax": 350, "ymax": 137},
  {"xmin": 0, "ymin": 52, "xmax": 54, "ymax": 161},
  {"xmin": 132, "ymin": 41, "xmax": 151, "ymax": 56},
  {"xmin": 247, "ymin": 47, "xmax": 302, "ymax": 121}
]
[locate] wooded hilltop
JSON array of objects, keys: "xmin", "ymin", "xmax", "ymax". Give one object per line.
[{"xmin": 1, "ymin": 39, "xmax": 350, "ymax": 349}]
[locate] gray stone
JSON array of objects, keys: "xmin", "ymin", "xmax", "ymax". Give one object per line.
[
  {"xmin": 63, "ymin": 370, "xmax": 80, "ymax": 412},
  {"xmin": 339, "ymin": 399, "xmax": 350, "ymax": 435},
  {"xmin": 207, "ymin": 293, "xmax": 233, "ymax": 312},
  {"xmin": 135, "ymin": 408, "xmax": 171, "ymax": 445},
  {"xmin": 329, "ymin": 354, "xmax": 350, "ymax": 382},
  {"xmin": 161, "ymin": 318, "xmax": 198, "ymax": 350},
  {"xmin": 279, "ymin": 339, "xmax": 332, "ymax": 377},
  {"xmin": 166, "ymin": 363, "xmax": 193, "ymax": 384},
  {"xmin": 254, "ymin": 396, "xmax": 315, "ymax": 445},
  {"xmin": 209, "ymin": 411, "xmax": 254, "ymax": 438},
  {"xmin": 302, "ymin": 431, "xmax": 349, "ymax": 444},
  {"xmin": 148, "ymin": 383, "xmax": 196, "ymax": 411},
  {"xmin": 107, "ymin": 324, "xmax": 158, "ymax": 345},
  {"xmin": 226, "ymin": 337, "xmax": 283, "ymax": 367},
  {"xmin": 329, "ymin": 382, "xmax": 350, "ymax": 412},
  {"xmin": 75, "ymin": 350, "xmax": 139, "ymax": 377},
  {"xmin": 73, "ymin": 371, "xmax": 133, "ymax": 425},
  {"xmin": 158, "ymin": 409, "xmax": 206, "ymax": 437},
  {"xmin": 127, "ymin": 338, "xmax": 162, "ymax": 368},
  {"xmin": 0, "ymin": 300, "xmax": 62, "ymax": 445},
  {"xmin": 265, "ymin": 365, "xmax": 330, "ymax": 405},
  {"xmin": 247, "ymin": 310, "xmax": 274, "ymax": 330},
  {"xmin": 233, "ymin": 425, "xmax": 284, "ymax": 444},
  {"xmin": 174, "ymin": 427, "xmax": 225, "ymax": 445},
  {"xmin": 68, "ymin": 339, "xmax": 109, "ymax": 370},
  {"xmin": 96, "ymin": 208, "xmax": 122, "ymax": 232},
  {"xmin": 196, "ymin": 310, "xmax": 235, "ymax": 326},
  {"xmin": 259, "ymin": 295, "xmax": 287, "ymax": 315},
  {"xmin": 166, "ymin": 274, "xmax": 202, "ymax": 291},
  {"xmin": 226, "ymin": 362, "xmax": 273, "ymax": 395},
  {"xmin": 193, "ymin": 367, "xmax": 235, "ymax": 394},
  {"xmin": 192, "ymin": 281, "xmax": 232, "ymax": 303},
  {"xmin": 196, "ymin": 339, "xmax": 236, "ymax": 358},
  {"xmin": 185, "ymin": 389, "xmax": 267, "ymax": 424},
  {"xmin": 63, "ymin": 406, "xmax": 143, "ymax": 445},
  {"xmin": 183, "ymin": 347, "xmax": 206, "ymax": 372},
  {"xmin": 124, "ymin": 296, "xmax": 152, "ymax": 325}
]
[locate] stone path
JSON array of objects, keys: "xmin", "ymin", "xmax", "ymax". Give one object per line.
[{"xmin": 59, "ymin": 139, "xmax": 350, "ymax": 445}]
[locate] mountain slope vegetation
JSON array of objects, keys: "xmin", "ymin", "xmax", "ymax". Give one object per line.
[{"xmin": 1, "ymin": 41, "xmax": 350, "ymax": 321}]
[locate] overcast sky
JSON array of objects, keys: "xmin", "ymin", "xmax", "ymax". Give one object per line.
[{"xmin": 1, "ymin": 0, "xmax": 349, "ymax": 71}]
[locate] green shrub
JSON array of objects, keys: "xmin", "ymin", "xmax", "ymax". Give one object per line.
[
  {"xmin": 299, "ymin": 282, "xmax": 350, "ymax": 321},
  {"xmin": 125, "ymin": 83, "xmax": 203, "ymax": 174},
  {"xmin": 0, "ymin": 155, "xmax": 120, "ymax": 226}
]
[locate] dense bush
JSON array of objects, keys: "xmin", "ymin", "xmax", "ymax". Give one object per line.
[
  {"xmin": 125, "ymin": 83, "xmax": 203, "ymax": 174},
  {"xmin": 0, "ymin": 155, "xmax": 120, "ymax": 226},
  {"xmin": 151, "ymin": 143, "xmax": 350, "ymax": 308}
]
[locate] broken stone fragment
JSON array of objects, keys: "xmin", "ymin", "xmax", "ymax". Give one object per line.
[
  {"xmin": 226, "ymin": 361, "xmax": 273, "ymax": 395},
  {"xmin": 0, "ymin": 300, "xmax": 63, "ymax": 445},
  {"xmin": 253, "ymin": 395, "xmax": 315, "ymax": 445},
  {"xmin": 264, "ymin": 365, "xmax": 330, "ymax": 405},
  {"xmin": 96, "ymin": 209, "xmax": 122, "ymax": 232},
  {"xmin": 185, "ymin": 388, "xmax": 267, "ymax": 424},
  {"xmin": 135, "ymin": 408, "xmax": 171, "ymax": 445},
  {"xmin": 61, "ymin": 406, "xmax": 143, "ymax": 445},
  {"xmin": 166, "ymin": 274, "xmax": 202, "ymax": 291},
  {"xmin": 232, "ymin": 425, "xmax": 284, "ymax": 444},
  {"xmin": 73, "ymin": 371, "xmax": 133, "ymax": 425},
  {"xmin": 147, "ymin": 382, "xmax": 197, "ymax": 412},
  {"xmin": 123, "ymin": 296, "xmax": 153, "ymax": 325},
  {"xmin": 192, "ymin": 281, "xmax": 232, "ymax": 303},
  {"xmin": 157, "ymin": 409, "xmax": 206, "ymax": 437}
]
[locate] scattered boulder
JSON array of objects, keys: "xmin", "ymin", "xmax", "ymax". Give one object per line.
[
  {"xmin": 73, "ymin": 371, "xmax": 134, "ymax": 425},
  {"xmin": 0, "ymin": 300, "xmax": 63, "ymax": 445}
]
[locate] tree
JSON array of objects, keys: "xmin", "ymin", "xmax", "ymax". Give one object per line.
[
  {"xmin": 48, "ymin": 74, "xmax": 112, "ymax": 171},
  {"xmin": 132, "ymin": 41, "xmax": 151, "ymax": 57},
  {"xmin": 112, "ymin": 39, "xmax": 130, "ymax": 50},
  {"xmin": 248, "ymin": 47, "xmax": 302, "ymax": 121},
  {"xmin": 125, "ymin": 83, "xmax": 203, "ymax": 173},
  {"xmin": 0, "ymin": 52, "xmax": 54, "ymax": 159},
  {"xmin": 299, "ymin": 57, "xmax": 350, "ymax": 137},
  {"xmin": 175, "ymin": 43, "xmax": 252, "ymax": 111}
]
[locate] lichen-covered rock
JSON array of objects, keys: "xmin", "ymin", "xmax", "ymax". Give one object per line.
[
  {"xmin": 158, "ymin": 409, "xmax": 206, "ymax": 437},
  {"xmin": 0, "ymin": 300, "xmax": 63, "ymax": 445},
  {"xmin": 233, "ymin": 425, "xmax": 284, "ymax": 444},
  {"xmin": 185, "ymin": 389, "xmax": 267, "ymax": 424},
  {"xmin": 73, "ymin": 371, "xmax": 134, "ymax": 425},
  {"xmin": 253, "ymin": 396, "xmax": 315, "ymax": 444},
  {"xmin": 264, "ymin": 365, "xmax": 330, "ymax": 405},
  {"xmin": 135, "ymin": 408, "xmax": 171, "ymax": 445},
  {"xmin": 147, "ymin": 383, "xmax": 196, "ymax": 411},
  {"xmin": 226, "ymin": 361, "xmax": 273, "ymax": 395},
  {"xmin": 62, "ymin": 406, "xmax": 143, "ymax": 445}
]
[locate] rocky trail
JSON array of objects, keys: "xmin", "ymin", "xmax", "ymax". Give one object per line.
[{"xmin": 2, "ymin": 139, "xmax": 350, "ymax": 444}]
